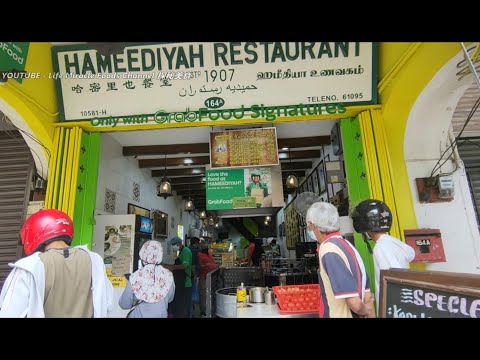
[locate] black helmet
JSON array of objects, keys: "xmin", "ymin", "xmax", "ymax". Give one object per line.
[{"xmin": 351, "ymin": 199, "xmax": 392, "ymax": 233}]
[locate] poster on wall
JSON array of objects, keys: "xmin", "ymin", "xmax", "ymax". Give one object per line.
[
  {"xmin": 284, "ymin": 204, "xmax": 299, "ymax": 250},
  {"xmin": 318, "ymin": 162, "xmax": 326, "ymax": 194},
  {"xmin": 312, "ymin": 168, "xmax": 319, "ymax": 194},
  {"xmin": 104, "ymin": 224, "xmax": 132, "ymax": 281},
  {"xmin": 177, "ymin": 224, "xmax": 184, "ymax": 239},
  {"xmin": 210, "ymin": 128, "xmax": 279, "ymax": 168},
  {"xmin": 51, "ymin": 42, "xmax": 377, "ymax": 124},
  {"xmin": 206, "ymin": 167, "xmax": 273, "ymax": 210},
  {"xmin": 127, "ymin": 203, "xmax": 150, "ymax": 217}
]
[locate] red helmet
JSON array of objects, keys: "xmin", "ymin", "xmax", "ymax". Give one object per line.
[{"xmin": 20, "ymin": 209, "xmax": 74, "ymax": 255}]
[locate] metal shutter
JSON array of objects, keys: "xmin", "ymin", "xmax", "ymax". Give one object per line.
[
  {"xmin": 458, "ymin": 138, "xmax": 480, "ymax": 228},
  {"xmin": 0, "ymin": 131, "xmax": 33, "ymax": 288}
]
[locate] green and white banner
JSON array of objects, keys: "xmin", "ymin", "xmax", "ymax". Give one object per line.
[
  {"xmin": 52, "ymin": 42, "xmax": 377, "ymax": 122},
  {"xmin": 207, "ymin": 167, "xmax": 273, "ymax": 210}
]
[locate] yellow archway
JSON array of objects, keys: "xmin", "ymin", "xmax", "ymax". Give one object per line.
[
  {"xmin": 379, "ymin": 42, "xmax": 468, "ymax": 230},
  {"xmin": 0, "ymin": 42, "xmax": 58, "ymax": 179}
]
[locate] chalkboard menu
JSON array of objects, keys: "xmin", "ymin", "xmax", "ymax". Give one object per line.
[{"xmin": 379, "ymin": 269, "xmax": 480, "ymax": 318}]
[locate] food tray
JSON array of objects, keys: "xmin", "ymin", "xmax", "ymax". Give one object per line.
[
  {"xmin": 277, "ymin": 304, "xmax": 319, "ymax": 315},
  {"xmin": 273, "ymin": 284, "xmax": 321, "ymax": 314}
]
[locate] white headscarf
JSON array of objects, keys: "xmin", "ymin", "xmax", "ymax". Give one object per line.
[{"xmin": 129, "ymin": 240, "xmax": 173, "ymax": 303}]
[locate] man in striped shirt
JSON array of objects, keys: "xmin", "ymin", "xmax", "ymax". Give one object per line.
[{"xmin": 306, "ymin": 202, "xmax": 375, "ymax": 318}]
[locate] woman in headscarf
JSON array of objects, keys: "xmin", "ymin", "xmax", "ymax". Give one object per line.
[{"xmin": 119, "ymin": 240, "xmax": 175, "ymax": 318}]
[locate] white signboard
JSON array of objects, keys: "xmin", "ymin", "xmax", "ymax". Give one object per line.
[{"xmin": 52, "ymin": 42, "xmax": 377, "ymax": 122}]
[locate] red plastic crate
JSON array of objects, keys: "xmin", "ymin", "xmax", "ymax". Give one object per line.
[{"xmin": 272, "ymin": 284, "xmax": 321, "ymax": 314}]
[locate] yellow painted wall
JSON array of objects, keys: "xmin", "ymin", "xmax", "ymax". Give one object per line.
[
  {"xmin": 378, "ymin": 42, "xmax": 415, "ymax": 80},
  {"xmin": 378, "ymin": 42, "xmax": 463, "ymax": 259},
  {"xmin": 0, "ymin": 42, "xmax": 58, "ymax": 154}
]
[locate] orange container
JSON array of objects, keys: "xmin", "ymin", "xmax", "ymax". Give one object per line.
[{"xmin": 272, "ymin": 284, "xmax": 321, "ymax": 315}]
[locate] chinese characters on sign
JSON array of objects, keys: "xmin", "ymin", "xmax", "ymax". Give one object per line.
[{"xmin": 210, "ymin": 128, "xmax": 279, "ymax": 168}]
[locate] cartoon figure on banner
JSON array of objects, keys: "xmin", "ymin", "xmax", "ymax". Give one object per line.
[
  {"xmin": 104, "ymin": 226, "xmax": 121, "ymax": 257},
  {"xmin": 245, "ymin": 169, "xmax": 272, "ymax": 208}
]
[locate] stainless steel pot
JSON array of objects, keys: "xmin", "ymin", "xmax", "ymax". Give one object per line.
[
  {"xmin": 216, "ymin": 287, "xmax": 237, "ymax": 318},
  {"xmin": 264, "ymin": 288, "xmax": 276, "ymax": 305},
  {"xmin": 249, "ymin": 287, "xmax": 266, "ymax": 303}
]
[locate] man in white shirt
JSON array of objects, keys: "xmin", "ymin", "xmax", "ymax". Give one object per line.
[
  {"xmin": 352, "ymin": 199, "xmax": 415, "ymax": 313},
  {"xmin": 0, "ymin": 209, "xmax": 113, "ymax": 317}
]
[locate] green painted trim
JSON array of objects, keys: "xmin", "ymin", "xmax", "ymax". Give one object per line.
[
  {"xmin": 72, "ymin": 132, "xmax": 101, "ymax": 249},
  {"xmin": 340, "ymin": 117, "xmax": 375, "ymax": 298},
  {"xmin": 72, "ymin": 132, "xmax": 89, "ymax": 246},
  {"xmin": 83, "ymin": 132, "xmax": 101, "ymax": 249}
]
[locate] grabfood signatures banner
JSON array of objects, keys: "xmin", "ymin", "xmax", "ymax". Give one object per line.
[
  {"xmin": 207, "ymin": 167, "xmax": 272, "ymax": 210},
  {"xmin": 52, "ymin": 42, "xmax": 377, "ymax": 122}
]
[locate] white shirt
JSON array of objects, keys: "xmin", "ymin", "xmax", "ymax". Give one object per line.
[
  {"xmin": 0, "ymin": 245, "xmax": 114, "ymax": 318},
  {"xmin": 373, "ymin": 234, "xmax": 415, "ymax": 310}
]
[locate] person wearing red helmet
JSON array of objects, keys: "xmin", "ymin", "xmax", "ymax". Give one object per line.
[{"xmin": 0, "ymin": 209, "xmax": 114, "ymax": 317}]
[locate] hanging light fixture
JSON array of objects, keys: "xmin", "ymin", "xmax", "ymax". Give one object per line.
[
  {"xmin": 199, "ymin": 210, "xmax": 207, "ymax": 219},
  {"xmin": 285, "ymin": 148, "xmax": 298, "ymax": 192},
  {"xmin": 184, "ymin": 183, "xmax": 195, "ymax": 212},
  {"xmin": 157, "ymin": 153, "xmax": 173, "ymax": 199}
]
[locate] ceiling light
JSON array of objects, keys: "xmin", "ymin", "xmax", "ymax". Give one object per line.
[
  {"xmin": 285, "ymin": 148, "xmax": 298, "ymax": 192},
  {"xmin": 157, "ymin": 153, "xmax": 173, "ymax": 198},
  {"xmin": 184, "ymin": 183, "xmax": 195, "ymax": 212},
  {"xmin": 286, "ymin": 174, "xmax": 299, "ymax": 190},
  {"xmin": 185, "ymin": 199, "xmax": 195, "ymax": 212}
]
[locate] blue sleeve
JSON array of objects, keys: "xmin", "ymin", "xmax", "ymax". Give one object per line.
[
  {"xmin": 322, "ymin": 252, "xmax": 360, "ymax": 298},
  {"xmin": 118, "ymin": 281, "xmax": 135, "ymax": 310}
]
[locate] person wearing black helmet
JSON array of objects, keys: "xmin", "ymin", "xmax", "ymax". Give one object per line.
[{"xmin": 351, "ymin": 199, "xmax": 415, "ymax": 312}]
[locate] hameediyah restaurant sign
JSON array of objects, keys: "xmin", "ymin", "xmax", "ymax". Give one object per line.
[{"xmin": 51, "ymin": 42, "xmax": 378, "ymax": 123}]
